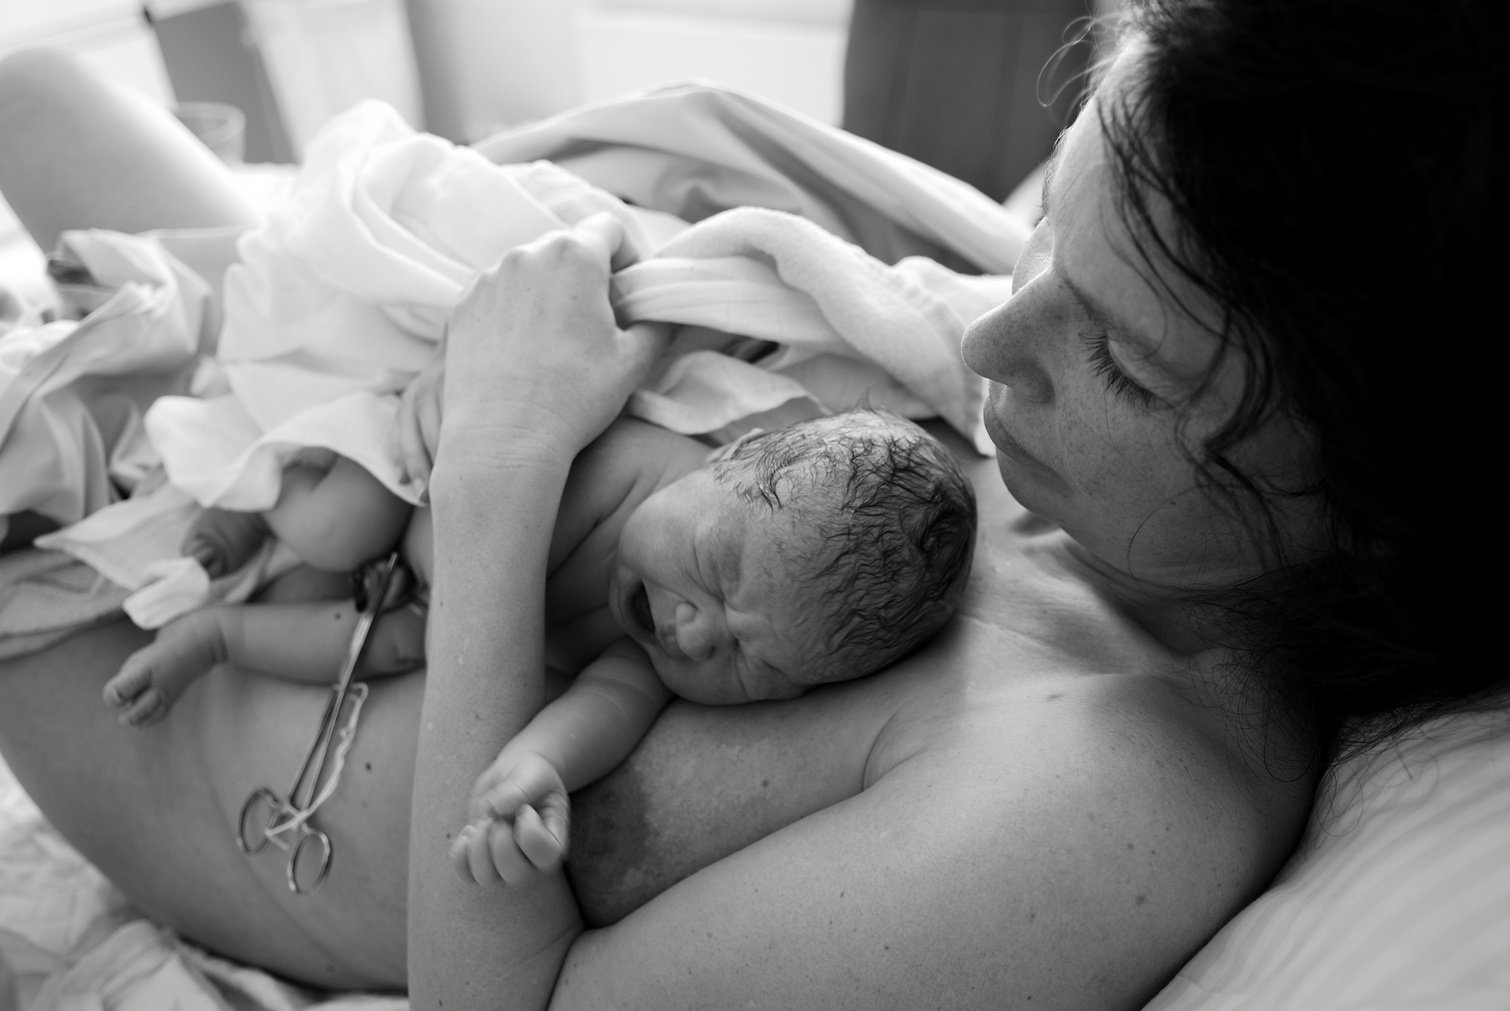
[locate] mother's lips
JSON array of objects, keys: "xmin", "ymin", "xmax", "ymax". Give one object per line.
[{"xmin": 982, "ymin": 408, "xmax": 1039, "ymax": 466}]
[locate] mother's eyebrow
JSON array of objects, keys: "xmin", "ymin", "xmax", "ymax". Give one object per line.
[
  {"xmin": 1037, "ymin": 140, "xmax": 1164, "ymax": 359},
  {"xmin": 1060, "ymin": 265, "xmax": 1157, "ymax": 354}
]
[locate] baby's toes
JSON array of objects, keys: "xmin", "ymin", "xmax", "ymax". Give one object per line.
[
  {"xmin": 119, "ymin": 688, "xmax": 169, "ymax": 728},
  {"xmin": 103, "ymin": 660, "xmax": 152, "ymax": 708},
  {"xmin": 104, "ymin": 651, "xmax": 177, "ymax": 726}
]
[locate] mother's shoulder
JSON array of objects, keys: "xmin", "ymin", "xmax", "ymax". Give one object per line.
[{"xmin": 873, "ymin": 525, "xmax": 1316, "ymax": 832}]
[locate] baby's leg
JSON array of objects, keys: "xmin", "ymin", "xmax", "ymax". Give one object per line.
[
  {"xmin": 267, "ymin": 456, "xmax": 413, "ymax": 572},
  {"xmin": 104, "ymin": 606, "xmax": 234, "ymax": 726}
]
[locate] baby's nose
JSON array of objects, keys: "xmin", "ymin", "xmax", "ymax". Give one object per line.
[{"xmin": 674, "ymin": 602, "xmax": 725, "ymax": 659}]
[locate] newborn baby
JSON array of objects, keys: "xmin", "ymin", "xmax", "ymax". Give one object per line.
[{"xmin": 104, "ymin": 408, "xmax": 977, "ymax": 881}]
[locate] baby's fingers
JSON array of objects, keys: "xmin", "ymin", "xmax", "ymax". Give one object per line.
[
  {"xmin": 449, "ymin": 817, "xmax": 544, "ymax": 887},
  {"xmin": 514, "ymin": 802, "xmax": 568, "ymax": 873},
  {"xmin": 396, "ymin": 362, "xmax": 443, "ymax": 488},
  {"xmin": 486, "ymin": 814, "xmax": 544, "ymax": 887},
  {"xmin": 118, "ymin": 688, "xmax": 169, "ymax": 727},
  {"xmin": 103, "ymin": 655, "xmax": 151, "ymax": 707},
  {"xmin": 468, "ymin": 751, "xmax": 566, "ymax": 823},
  {"xmin": 450, "ymin": 822, "xmax": 493, "ymax": 885}
]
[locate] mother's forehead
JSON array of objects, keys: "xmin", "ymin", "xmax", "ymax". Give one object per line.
[{"xmin": 1050, "ymin": 49, "xmax": 1236, "ymax": 382}]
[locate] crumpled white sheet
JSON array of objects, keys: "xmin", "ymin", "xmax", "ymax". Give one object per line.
[
  {"xmin": 0, "ymin": 231, "xmax": 217, "ymax": 541},
  {"xmin": 147, "ymin": 94, "xmax": 1011, "ymax": 516},
  {"xmin": 0, "ymin": 226, "xmax": 265, "ymax": 640}
]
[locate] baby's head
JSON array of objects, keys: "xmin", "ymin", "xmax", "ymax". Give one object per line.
[{"xmin": 610, "ymin": 409, "xmax": 976, "ymax": 704}]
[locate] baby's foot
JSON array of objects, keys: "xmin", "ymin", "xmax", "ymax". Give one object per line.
[{"xmin": 103, "ymin": 610, "xmax": 222, "ymax": 727}]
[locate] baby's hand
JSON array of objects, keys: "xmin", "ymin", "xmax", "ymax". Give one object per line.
[
  {"xmin": 181, "ymin": 507, "xmax": 270, "ymax": 578},
  {"xmin": 395, "ymin": 350, "xmax": 444, "ymax": 489},
  {"xmin": 449, "ymin": 752, "xmax": 570, "ymax": 886}
]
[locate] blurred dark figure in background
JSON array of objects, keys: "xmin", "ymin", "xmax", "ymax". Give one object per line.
[{"xmin": 843, "ymin": 0, "xmax": 1100, "ymax": 201}]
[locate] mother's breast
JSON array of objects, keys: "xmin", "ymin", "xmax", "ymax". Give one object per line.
[
  {"xmin": 566, "ymin": 663, "xmax": 901, "ymax": 926},
  {"xmin": 563, "ymin": 601, "xmax": 1088, "ymax": 926},
  {"xmin": 563, "ymin": 484, "xmax": 1176, "ymax": 926}
]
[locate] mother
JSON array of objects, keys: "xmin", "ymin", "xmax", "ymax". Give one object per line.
[{"xmin": 1, "ymin": 1, "xmax": 1502, "ymax": 1008}]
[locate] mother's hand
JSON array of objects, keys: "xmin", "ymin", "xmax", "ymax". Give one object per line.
[{"xmin": 437, "ymin": 212, "xmax": 667, "ymax": 471}]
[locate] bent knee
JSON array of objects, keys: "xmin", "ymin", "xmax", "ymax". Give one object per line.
[{"xmin": 0, "ymin": 46, "xmax": 84, "ymax": 88}]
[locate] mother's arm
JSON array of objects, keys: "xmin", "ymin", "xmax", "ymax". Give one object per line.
[{"xmin": 407, "ymin": 216, "xmax": 665, "ymax": 1010}]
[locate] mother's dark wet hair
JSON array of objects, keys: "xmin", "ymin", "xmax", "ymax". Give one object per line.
[{"xmin": 1098, "ymin": 0, "xmax": 1506, "ymax": 756}]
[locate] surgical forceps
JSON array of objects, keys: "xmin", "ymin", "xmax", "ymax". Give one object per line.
[{"xmin": 235, "ymin": 551, "xmax": 401, "ymax": 895}]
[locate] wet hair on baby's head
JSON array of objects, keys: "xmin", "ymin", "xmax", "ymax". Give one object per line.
[{"xmin": 710, "ymin": 408, "xmax": 977, "ymax": 687}]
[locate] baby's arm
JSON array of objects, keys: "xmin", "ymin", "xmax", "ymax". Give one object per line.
[
  {"xmin": 104, "ymin": 594, "xmax": 426, "ymax": 726},
  {"xmin": 450, "ymin": 638, "xmax": 672, "ymax": 885}
]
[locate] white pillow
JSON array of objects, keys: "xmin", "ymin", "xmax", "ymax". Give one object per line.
[{"xmin": 1144, "ymin": 706, "xmax": 1510, "ymax": 1010}]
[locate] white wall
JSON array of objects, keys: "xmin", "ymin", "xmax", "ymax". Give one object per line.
[
  {"xmin": 0, "ymin": 0, "xmax": 854, "ymax": 249},
  {"xmin": 407, "ymin": 0, "xmax": 853, "ymax": 143},
  {"xmin": 577, "ymin": 5, "xmax": 849, "ymax": 125}
]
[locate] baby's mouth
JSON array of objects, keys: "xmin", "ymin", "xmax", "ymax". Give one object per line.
[
  {"xmin": 627, "ymin": 584, "xmax": 655, "ymax": 638},
  {"xmin": 618, "ymin": 581, "xmax": 688, "ymax": 660}
]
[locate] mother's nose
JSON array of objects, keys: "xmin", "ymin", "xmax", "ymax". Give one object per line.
[{"xmin": 961, "ymin": 283, "xmax": 1060, "ymax": 405}]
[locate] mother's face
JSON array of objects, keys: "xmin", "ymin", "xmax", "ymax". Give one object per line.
[{"xmin": 962, "ymin": 46, "xmax": 1316, "ymax": 591}]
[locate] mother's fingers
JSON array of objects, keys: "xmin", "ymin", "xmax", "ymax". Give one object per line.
[
  {"xmin": 569, "ymin": 211, "xmax": 633, "ymax": 272},
  {"xmin": 434, "ymin": 211, "xmax": 667, "ymax": 458}
]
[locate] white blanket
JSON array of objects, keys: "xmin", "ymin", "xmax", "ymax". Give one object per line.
[{"xmin": 154, "ymin": 93, "xmax": 1013, "ymax": 513}]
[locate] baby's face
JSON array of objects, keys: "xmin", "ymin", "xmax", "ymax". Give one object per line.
[{"xmin": 610, "ymin": 468, "xmax": 829, "ymax": 704}]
